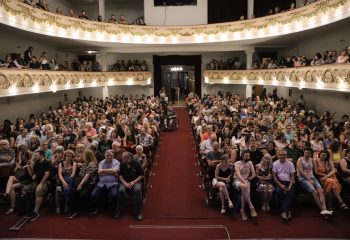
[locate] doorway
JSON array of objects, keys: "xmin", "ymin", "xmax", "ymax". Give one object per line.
[{"xmin": 153, "ymin": 55, "xmax": 202, "ymax": 101}]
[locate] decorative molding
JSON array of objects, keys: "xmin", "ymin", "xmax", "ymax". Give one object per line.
[
  {"xmin": 203, "ymin": 65, "xmax": 350, "ymax": 92},
  {"xmin": 0, "ymin": 0, "xmax": 349, "ymax": 44},
  {"xmin": 0, "ymin": 69, "xmax": 152, "ymax": 97}
]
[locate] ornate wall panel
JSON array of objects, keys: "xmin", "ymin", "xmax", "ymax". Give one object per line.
[
  {"xmin": 0, "ymin": 69, "xmax": 152, "ymax": 97},
  {"xmin": 0, "ymin": 0, "xmax": 349, "ymax": 44},
  {"xmin": 203, "ymin": 65, "xmax": 350, "ymax": 92}
]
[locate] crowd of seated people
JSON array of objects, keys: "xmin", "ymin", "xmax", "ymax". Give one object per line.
[
  {"xmin": 186, "ymin": 91, "xmax": 350, "ymax": 221},
  {"xmin": 0, "ymin": 47, "xmax": 59, "ymax": 70},
  {"xmin": 109, "ymin": 60, "xmax": 149, "ymax": 72},
  {"xmin": 0, "ymin": 94, "xmax": 175, "ymax": 221},
  {"xmin": 22, "ymin": 0, "xmax": 145, "ymax": 25},
  {"xmin": 254, "ymin": 47, "xmax": 350, "ymax": 69},
  {"xmin": 206, "ymin": 58, "xmax": 243, "ymax": 70}
]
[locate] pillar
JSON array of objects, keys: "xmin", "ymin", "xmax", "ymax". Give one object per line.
[
  {"xmin": 99, "ymin": 52, "xmax": 108, "ymax": 72},
  {"xmin": 247, "ymin": 0, "xmax": 254, "ymax": 19},
  {"xmin": 98, "ymin": 0, "xmax": 105, "ymax": 21},
  {"xmin": 102, "ymin": 86, "xmax": 109, "ymax": 99},
  {"xmin": 245, "ymin": 84, "xmax": 253, "ymax": 98},
  {"xmin": 245, "ymin": 48, "xmax": 255, "ymax": 70}
]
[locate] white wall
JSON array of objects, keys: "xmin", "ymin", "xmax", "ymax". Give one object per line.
[{"xmin": 144, "ymin": 0, "xmax": 207, "ymax": 25}]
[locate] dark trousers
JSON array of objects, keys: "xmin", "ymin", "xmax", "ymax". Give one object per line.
[
  {"xmin": 117, "ymin": 182, "xmax": 143, "ymax": 214},
  {"xmin": 70, "ymin": 184, "xmax": 94, "ymax": 213},
  {"xmin": 91, "ymin": 185, "xmax": 118, "ymax": 211},
  {"xmin": 275, "ymin": 181, "xmax": 295, "ymax": 213}
]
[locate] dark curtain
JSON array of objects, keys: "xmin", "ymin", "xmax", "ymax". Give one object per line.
[
  {"xmin": 208, "ymin": 0, "xmax": 247, "ymax": 23},
  {"xmin": 153, "ymin": 55, "xmax": 202, "ymax": 97}
]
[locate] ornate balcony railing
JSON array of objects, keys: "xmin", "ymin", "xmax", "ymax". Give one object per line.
[
  {"xmin": 203, "ymin": 64, "xmax": 350, "ymax": 92},
  {"xmin": 0, "ymin": 69, "xmax": 152, "ymax": 97},
  {"xmin": 0, "ymin": 0, "xmax": 349, "ymax": 44}
]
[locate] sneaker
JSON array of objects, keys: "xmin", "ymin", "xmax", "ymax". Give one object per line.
[
  {"xmin": 320, "ymin": 210, "xmax": 332, "ymax": 215},
  {"xmin": 287, "ymin": 211, "xmax": 292, "ymax": 219},
  {"xmin": 281, "ymin": 212, "xmax": 288, "ymax": 220},
  {"xmin": 29, "ymin": 211, "xmax": 39, "ymax": 222},
  {"xmin": 221, "ymin": 208, "xmax": 226, "ymax": 215},
  {"xmin": 241, "ymin": 211, "xmax": 248, "ymax": 221},
  {"xmin": 89, "ymin": 208, "xmax": 98, "ymax": 215},
  {"xmin": 137, "ymin": 214, "xmax": 143, "ymax": 221},
  {"xmin": 65, "ymin": 212, "xmax": 78, "ymax": 220}
]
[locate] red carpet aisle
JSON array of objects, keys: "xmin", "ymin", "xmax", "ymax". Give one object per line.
[
  {"xmin": 1, "ymin": 107, "xmax": 350, "ymax": 239},
  {"xmin": 142, "ymin": 107, "xmax": 219, "ymax": 219}
]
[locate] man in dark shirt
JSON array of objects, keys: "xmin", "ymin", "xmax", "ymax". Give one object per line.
[
  {"xmin": 117, "ymin": 152, "xmax": 144, "ymax": 220},
  {"xmin": 284, "ymin": 139, "xmax": 303, "ymax": 165},
  {"xmin": 248, "ymin": 139, "xmax": 263, "ymax": 166},
  {"xmin": 24, "ymin": 46, "xmax": 33, "ymax": 65},
  {"xmin": 21, "ymin": 150, "xmax": 51, "ymax": 221},
  {"xmin": 29, "ymin": 56, "xmax": 41, "ymax": 69}
]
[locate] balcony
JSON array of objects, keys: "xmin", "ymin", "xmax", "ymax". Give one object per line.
[
  {"xmin": 0, "ymin": 69, "xmax": 152, "ymax": 97},
  {"xmin": 0, "ymin": 0, "xmax": 349, "ymax": 45},
  {"xmin": 203, "ymin": 64, "xmax": 350, "ymax": 92}
]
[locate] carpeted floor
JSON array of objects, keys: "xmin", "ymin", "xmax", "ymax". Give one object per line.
[{"xmin": 1, "ymin": 107, "xmax": 350, "ymax": 239}]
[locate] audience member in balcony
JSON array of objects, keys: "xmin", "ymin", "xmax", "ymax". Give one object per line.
[
  {"xmin": 29, "ymin": 56, "xmax": 41, "ymax": 69},
  {"xmin": 141, "ymin": 60, "xmax": 148, "ymax": 71},
  {"xmin": 311, "ymin": 53, "xmax": 325, "ymax": 66},
  {"xmin": 294, "ymin": 56, "xmax": 307, "ymax": 67},
  {"xmin": 79, "ymin": 10, "xmax": 89, "ymax": 20},
  {"xmin": 24, "ymin": 46, "xmax": 33, "ymax": 65},
  {"xmin": 50, "ymin": 58, "xmax": 59, "ymax": 71},
  {"xmin": 313, "ymin": 150, "xmax": 348, "ymax": 210},
  {"xmin": 296, "ymin": 148, "xmax": 331, "ymax": 218},
  {"xmin": 274, "ymin": 6, "xmax": 281, "ymax": 14},
  {"xmin": 267, "ymin": 59, "xmax": 278, "ymax": 69},
  {"xmin": 36, "ymin": 0, "xmax": 48, "ymax": 11},
  {"xmin": 118, "ymin": 15, "xmax": 128, "ymax": 25},
  {"xmin": 13, "ymin": 54, "xmax": 27, "ymax": 69},
  {"xmin": 336, "ymin": 49, "xmax": 349, "ymax": 64},
  {"xmin": 97, "ymin": 15, "xmax": 103, "ymax": 22},
  {"xmin": 324, "ymin": 51, "xmax": 337, "ymax": 64},
  {"xmin": 92, "ymin": 61, "xmax": 102, "ymax": 72},
  {"xmin": 108, "ymin": 14, "xmax": 117, "ymax": 23},
  {"xmin": 56, "ymin": 7, "xmax": 64, "ymax": 15},
  {"xmin": 69, "ymin": 9, "xmax": 77, "ymax": 18},
  {"xmin": 252, "ymin": 60, "xmax": 260, "ymax": 69},
  {"xmin": 39, "ymin": 52, "xmax": 50, "ymax": 70}
]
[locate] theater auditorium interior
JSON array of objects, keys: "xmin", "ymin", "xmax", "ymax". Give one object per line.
[{"xmin": 0, "ymin": 0, "xmax": 350, "ymax": 239}]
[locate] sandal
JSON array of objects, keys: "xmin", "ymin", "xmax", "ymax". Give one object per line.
[
  {"xmin": 340, "ymin": 202, "xmax": 349, "ymax": 210},
  {"xmin": 241, "ymin": 211, "xmax": 248, "ymax": 221},
  {"xmin": 228, "ymin": 201, "xmax": 234, "ymax": 209},
  {"xmin": 5, "ymin": 208, "xmax": 15, "ymax": 215}
]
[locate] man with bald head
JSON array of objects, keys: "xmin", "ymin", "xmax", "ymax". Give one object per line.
[{"xmin": 0, "ymin": 140, "xmax": 15, "ymax": 167}]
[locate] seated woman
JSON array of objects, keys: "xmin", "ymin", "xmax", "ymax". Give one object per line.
[
  {"xmin": 134, "ymin": 145, "xmax": 148, "ymax": 172},
  {"xmin": 255, "ymin": 154, "xmax": 274, "ymax": 212},
  {"xmin": 296, "ymin": 148, "xmax": 332, "ymax": 218},
  {"xmin": 4, "ymin": 144, "xmax": 32, "ymax": 215},
  {"xmin": 233, "ymin": 150, "xmax": 257, "ymax": 220},
  {"xmin": 311, "ymin": 133, "xmax": 324, "ymax": 159},
  {"xmin": 212, "ymin": 154, "xmax": 234, "ymax": 214},
  {"xmin": 313, "ymin": 150, "xmax": 348, "ymax": 210},
  {"xmin": 67, "ymin": 149, "xmax": 98, "ymax": 219},
  {"xmin": 339, "ymin": 148, "xmax": 350, "ymax": 185},
  {"xmin": 56, "ymin": 150, "xmax": 77, "ymax": 214}
]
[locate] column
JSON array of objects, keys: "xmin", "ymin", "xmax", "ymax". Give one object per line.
[
  {"xmin": 98, "ymin": 0, "xmax": 105, "ymax": 21},
  {"xmin": 102, "ymin": 86, "xmax": 109, "ymax": 99},
  {"xmin": 247, "ymin": 0, "xmax": 254, "ymax": 19},
  {"xmin": 245, "ymin": 48, "xmax": 255, "ymax": 70},
  {"xmin": 99, "ymin": 52, "xmax": 109, "ymax": 72},
  {"xmin": 245, "ymin": 84, "xmax": 253, "ymax": 98}
]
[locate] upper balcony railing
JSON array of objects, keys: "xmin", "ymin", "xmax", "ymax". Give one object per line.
[
  {"xmin": 204, "ymin": 64, "xmax": 350, "ymax": 92},
  {"xmin": 0, "ymin": 69, "xmax": 152, "ymax": 97},
  {"xmin": 0, "ymin": 0, "xmax": 349, "ymax": 44}
]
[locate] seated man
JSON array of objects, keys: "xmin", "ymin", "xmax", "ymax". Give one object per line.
[
  {"xmin": 21, "ymin": 150, "xmax": 51, "ymax": 221},
  {"xmin": 272, "ymin": 149, "xmax": 295, "ymax": 221},
  {"xmin": 164, "ymin": 106, "xmax": 177, "ymax": 130},
  {"xmin": 0, "ymin": 139, "xmax": 15, "ymax": 168},
  {"xmin": 90, "ymin": 150, "xmax": 119, "ymax": 216},
  {"xmin": 116, "ymin": 152, "xmax": 144, "ymax": 221},
  {"xmin": 206, "ymin": 141, "xmax": 222, "ymax": 177}
]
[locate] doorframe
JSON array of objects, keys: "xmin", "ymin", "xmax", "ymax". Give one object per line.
[{"xmin": 153, "ymin": 55, "xmax": 202, "ymax": 97}]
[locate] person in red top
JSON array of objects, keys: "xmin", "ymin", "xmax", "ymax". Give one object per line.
[{"xmin": 85, "ymin": 122, "xmax": 97, "ymax": 136}]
